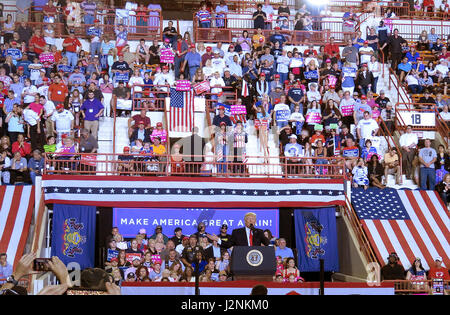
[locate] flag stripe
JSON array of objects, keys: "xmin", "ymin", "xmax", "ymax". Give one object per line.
[
  {"xmin": 363, "ymin": 220, "xmax": 389, "ymax": 264},
  {"xmin": 388, "ymin": 220, "xmax": 417, "ymax": 268},
  {"xmin": 406, "ymin": 190, "xmax": 447, "ymax": 267},
  {"xmin": 372, "ymin": 220, "xmax": 397, "ymax": 262},
  {"xmin": 381, "ymin": 220, "xmax": 414, "ymax": 270},
  {"xmin": 403, "ymin": 219, "xmax": 434, "ymax": 268},
  {"xmin": 396, "ymin": 220, "xmax": 429, "ymax": 269},
  {"xmin": 0, "ymin": 186, "xmax": 23, "ymax": 252},
  {"xmin": 169, "ymin": 89, "xmax": 194, "ymax": 133},
  {"xmin": 414, "ymin": 191, "xmax": 450, "ymax": 263},
  {"xmin": 427, "ymin": 191, "xmax": 450, "ymax": 226},
  {"xmin": 0, "ymin": 186, "xmax": 10, "ymax": 241},
  {"xmin": 399, "ymin": 191, "xmax": 441, "ymax": 267}
]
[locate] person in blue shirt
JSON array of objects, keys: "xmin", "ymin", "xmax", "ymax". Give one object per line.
[
  {"xmin": 81, "ymin": 90, "xmax": 104, "ymax": 140},
  {"xmin": 398, "ymin": 57, "xmax": 412, "ymax": 82},
  {"xmin": 28, "ymin": 149, "xmax": 45, "ymax": 185},
  {"xmin": 16, "ymin": 54, "xmax": 32, "ymax": 77},
  {"xmin": 275, "ymin": 238, "xmax": 294, "ymax": 259},
  {"xmin": 242, "ymin": 59, "xmax": 258, "ymax": 81},
  {"xmin": 183, "ymin": 45, "xmax": 201, "ymax": 81},
  {"xmin": 269, "ymin": 27, "xmax": 287, "ymax": 48},
  {"xmin": 0, "ymin": 253, "xmax": 13, "ymax": 285}
]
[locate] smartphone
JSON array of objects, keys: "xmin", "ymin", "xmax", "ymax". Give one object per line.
[
  {"xmin": 66, "ymin": 288, "xmax": 108, "ymax": 295},
  {"xmin": 33, "ymin": 258, "xmax": 51, "ymax": 271}
]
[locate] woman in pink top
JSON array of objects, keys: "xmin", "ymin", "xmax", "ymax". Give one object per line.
[
  {"xmin": 150, "ymin": 122, "xmax": 167, "ymax": 144},
  {"xmin": 28, "ymin": 94, "xmax": 44, "ymax": 117}
]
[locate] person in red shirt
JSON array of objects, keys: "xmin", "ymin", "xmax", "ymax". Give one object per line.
[
  {"xmin": 30, "ymin": 28, "xmax": 47, "ymax": 56},
  {"xmin": 12, "ymin": 134, "xmax": 32, "ymax": 157},
  {"xmin": 428, "ymin": 257, "xmax": 450, "ymax": 281},
  {"xmin": 48, "ymin": 75, "xmax": 69, "ymax": 106},
  {"xmin": 324, "ymin": 37, "xmax": 340, "ymax": 61},
  {"xmin": 62, "ymin": 29, "xmax": 82, "ymax": 68}
]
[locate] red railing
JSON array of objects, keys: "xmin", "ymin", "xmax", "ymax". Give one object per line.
[
  {"xmin": 383, "ymin": 280, "xmax": 450, "ymax": 295},
  {"xmin": 43, "ymin": 153, "xmax": 347, "ymax": 179},
  {"xmin": 377, "ymin": 117, "xmax": 403, "ymax": 176},
  {"xmin": 388, "ymin": 68, "xmax": 410, "ymax": 104}
]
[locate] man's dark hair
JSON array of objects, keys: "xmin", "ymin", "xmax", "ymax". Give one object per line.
[
  {"xmin": 250, "ymin": 284, "xmax": 268, "ymax": 295},
  {"xmin": 0, "ymin": 253, "xmax": 6, "ymax": 258},
  {"xmin": 80, "ymin": 268, "xmax": 111, "ymax": 291}
]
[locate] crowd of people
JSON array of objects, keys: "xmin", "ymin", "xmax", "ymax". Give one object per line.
[{"xmin": 102, "ymin": 225, "xmax": 301, "ymax": 284}]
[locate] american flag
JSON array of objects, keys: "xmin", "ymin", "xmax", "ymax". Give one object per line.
[
  {"xmin": 0, "ymin": 186, "xmax": 35, "ymax": 267},
  {"xmin": 352, "ymin": 188, "xmax": 450, "ymax": 270},
  {"xmin": 168, "ymin": 88, "xmax": 194, "ymax": 133},
  {"xmin": 43, "ymin": 175, "xmax": 346, "ymax": 208}
]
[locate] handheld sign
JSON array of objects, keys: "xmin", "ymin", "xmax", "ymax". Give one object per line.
[
  {"xmin": 276, "ymin": 109, "xmax": 290, "ymax": 122},
  {"xmin": 305, "ymin": 111, "xmax": 321, "ymax": 124},
  {"xmin": 231, "ymin": 104, "xmax": 246, "ymax": 115},
  {"xmin": 176, "ymin": 80, "xmax": 191, "ymax": 91},
  {"xmin": 193, "ymin": 80, "xmax": 210, "ymax": 95},
  {"xmin": 160, "ymin": 48, "xmax": 175, "ymax": 64},
  {"xmin": 340, "ymin": 104, "xmax": 354, "ymax": 117}
]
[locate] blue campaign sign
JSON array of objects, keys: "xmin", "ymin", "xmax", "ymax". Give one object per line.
[
  {"xmin": 5, "ymin": 48, "xmax": 22, "ymax": 60},
  {"xmin": 304, "ymin": 70, "xmax": 318, "ymax": 80},
  {"xmin": 342, "ymin": 67, "xmax": 356, "ymax": 76},
  {"xmin": 115, "ymin": 73, "xmax": 130, "ymax": 82},
  {"xmin": 57, "ymin": 64, "xmax": 73, "ymax": 73},
  {"xmin": 276, "ymin": 109, "xmax": 290, "ymax": 122},
  {"xmin": 113, "ymin": 208, "xmax": 279, "ymax": 237}
]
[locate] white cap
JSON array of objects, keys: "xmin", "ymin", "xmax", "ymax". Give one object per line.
[
  {"xmin": 289, "ymin": 134, "xmax": 297, "ymax": 139},
  {"xmin": 435, "ymin": 256, "xmax": 442, "ymax": 262}
]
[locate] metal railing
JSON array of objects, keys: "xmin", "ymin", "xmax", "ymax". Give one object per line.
[
  {"xmin": 384, "ymin": 280, "xmax": 450, "ymax": 295},
  {"xmin": 377, "ymin": 117, "xmax": 403, "ymax": 177},
  {"xmin": 43, "ymin": 153, "xmax": 347, "ymax": 179}
]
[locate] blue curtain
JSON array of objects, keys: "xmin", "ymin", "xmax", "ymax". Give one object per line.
[
  {"xmin": 294, "ymin": 208, "xmax": 339, "ymax": 272},
  {"xmin": 51, "ymin": 204, "xmax": 96, "ymax": 270}
]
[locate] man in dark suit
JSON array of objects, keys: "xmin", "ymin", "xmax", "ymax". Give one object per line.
[
  {"xmin": 180, "ymin": 126, "xmax": 206, "ymax": 174},
  {"xmin": 207, "ymin": 212, "xmax": 270, "ymax": 247},
  {"xmin": 130, "ymin": 120, "xmax": 152, "ymax": 145}
]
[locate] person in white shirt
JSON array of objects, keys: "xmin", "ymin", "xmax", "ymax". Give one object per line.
[
  {"xmin": 435, "ymin": 59, "xmax": 449, "ymax": 83},
  {"xmin": 368, "ymin": 55, "xmax": 381, "ymax": 93},
  {"xmin": 21, "ymin": 78, "xmax": 38, "ymax": 105},
  {"xmin": 262, "ymin": 0, "xmax": 275, "ymax": 29},
  {"xmin": 228, "ymin": 55, "xmax": 242, "ymax": 78},
  {"xmin": 356, "ymin": 111, "xmax": 379, "ymax": 148},
  {"xmin": 399, "ymin": 125, "xmax": 418, "ymax": 179},
  {"xmin": 359, "ymin": 41, "xmax": 374, "ymax": 65},
  {"xmin": 40, "ymin": 95, "xmax": 56, "ymax": 138},
  {"xmin": 209, "ymin": 71, "xmax": 225, "ymax": 104},
  {"xmin": 224, "ymin": 44, "xmax": 239, "ymax": 67},
  {"xmin": 210, "ymin": 50, "xmax": 226, "ymax": 76},
  {"xmin": 306, "ymin": 83, "xmax": 321, "ymax": 103},
  {"xmin": 51, "ymin": 103, "xmax": 75, "ymax": 142},
  {"xmin": 153, "ymin": 65, "xmax": 175, "ymax": 92}
]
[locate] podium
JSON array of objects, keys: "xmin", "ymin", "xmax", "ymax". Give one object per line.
[{"xmin": 231, "ymin": 246, "xmax": 276, "ymax": 281}]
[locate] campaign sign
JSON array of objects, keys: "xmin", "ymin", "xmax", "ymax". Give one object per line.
[
  {"xmin": 342, "ymin": 67, "xmax": 356, "ymax": 77},
  {"xmin": 57, "ymin": 64, "xmax": 73, "ymax": 73},
  {"xmin": 113, "ymin": 208, "xmax": 279, "ymax": 237},
  {"xmin": 40, "ymin": 53, "xmax": 55, "ymax": 66},
  {"xmin": 115, "ymin": 72, "xmax": 130, "ymax": 82},
  {"xmin": 328, "ymin": 75, "xmax": 338, "ymax": 86},
  {"xmin": 304, "ymin": 70, "xmax": 319, "ymax": 80},
  {"xmin": 305, "ymin": 112, "xmax": 321, "ymax": 124},
  {"xmin": 5, "ymin": 48, "xmax": 22, "ymax": 60},
  {"xmin": 231, "ymin": 104, "xmax": 246, "ymax": 115},
  {"xmin": 340, "ymin": 104, "xmax": 354, "ymax": 117},
  {"xmin": 275, "ymin": 110, "xmax": 290, "ymax": 122},
  {"xmin": 160, "ymin": 48, "xmax": 175, "ymax": 64},
  {"xmin": 125, "ymin": 253, "xmax": 142, "ymax": 264},
  {"xmin": 193, "ymin": 80, "xmax": 210, "ymax": 94},
  {"xmin": 107, "ymin": 249, "xmax": 119, "ymax": 261},
  {"xmin": 176, "ymin": 80, "xmax": 191, "ymax": 91},
  {"xmin": 150, "ymin": 130, "xmax": 167, "ymax": 143}
]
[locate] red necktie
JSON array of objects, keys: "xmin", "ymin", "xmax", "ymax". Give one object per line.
[{"xmin": 249, "ymin": 230, "xmax": 253, "ymax": 246}]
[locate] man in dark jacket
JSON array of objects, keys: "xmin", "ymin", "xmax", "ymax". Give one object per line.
[
  {"xmin": 130, "ymin": 121, "xmax": 152, "ymax": 145},
  {"xmin": 380, "ymin": 28, "xmax": 407, "ymax": 71},
  {"xmin": 380, "ymin": 252, "xmax": 405, "ymax": 280},
  {"xmin": 356, "ymin": 64, "xmax": 374, "ymax": 96}
]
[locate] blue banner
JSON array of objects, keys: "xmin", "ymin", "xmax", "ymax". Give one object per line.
[
  {"xmin": 294, "ymin": 208, "xmax": 339, "ymax": 272},
  {"xmin": 304, "ymin": 70, "xmax": 319, "ymax": 80},
  {"xmin": 276, "ymin": 110, "xmax": 291, "ymax": 122},
  {"xmin": 51, "ymin": 204, "xmax": 96, "ymax": 270},
  {"xmin": 115, "ymin": 72, "xmax": 130, "ymax": 82},
  {"xmin": 113, "ymin": 208, "xmax": 279, "ymax": 237}
]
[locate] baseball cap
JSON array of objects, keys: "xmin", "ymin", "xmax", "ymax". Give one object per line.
[
  {"xmin": 110, "ymin": 257, "xmax": 118, "ymax": 263},
  {"xmin": 326, "ymin": 59, "xmax": 331, "ymax": 63},
  {"xmin": 18, "ymin": 66, "xmax": 24, "ymax": 70},
  {"xmin": 275, "ymin": 85, "xmax": 282, "ymax": 89},
  {"xmin": 329, "ymin": 85, "xmax": 335, "ymax": 89},
  {"xmin": 221, "ymin": 224, "xmax": 228, "ymax": 229},
  {"xmin": 435, "ymin": 256, "xmax": 442, "ymax": 262},
  {"xmin": 206, "ymin": 46, "xmax": 212, "ymax": 52},
  {"xmin": 123, "ymin": 146, "xmax": 130, "ymax": 152},
  {"xmin": 220, "ymin": 121, "xmax": 227, "ymax": 126},
  {"xmin": 138, "ymin": 120, "xmax": 145, "ymax": 125},
  {"xmin": 56, "ymin": 104, "xmax": 64, "ymax": 110},
  {"xmin": 43, "ymin": 77, "xmax": 49, "ymax": 82},
  {"xmin": 156, "ymin": 122, "xmax": 163, "ymax": 127},
  {"xmin": 289, "ymin": 134, "xmax": 297, "ymax": 139},
  {"xmin": 275, "ymin": 74, "xmax": 280, "ymax": 78},
  {"xmin": 133, "ymin": 256, "xmax": 141, "ymax": 261},
  {"xmin": 190, "ymin": 44, "xmax": 196, "ymax": 49},
  {"xmin": 361, "ymin": 95, "xmax": 367, "ymax": 100},
  {"xmin": 94, "ymin": 19, "xmax": 100, "ymax": 23},
  {"xmin": 361, "ymin": 63, "xmax": 368, "ymax": 67},
  {"xmin": 182, "ymin": 236, "xmax": 189, "ymax": 240},
  {"xmin": 364, "ymin": 40, "xmax": 368, "ymax": 44},
  {"xmin": 274, "ymin": 26, "xmax": 281, "ymax": 30},
  {"xmin": 218, "ymin": 105, "xmax": 225, "ymax": 110},
  {"xmin": 118, "ymin": 53, "xmax": 124, "ymax": 57},
  {"xmin": 10, "ymin": 41, "xmax": 17, "ymax": 46},
  {"xmin": 164, "ymin": 38, "xmax": 170, "ymax": 43},
  {"xmin": 229, "ymin": 44, "xmax": 234, "ymax": 48},
  {"xmin": 260, "ymin": 72, "xmax": 266, "ymax": 77}
]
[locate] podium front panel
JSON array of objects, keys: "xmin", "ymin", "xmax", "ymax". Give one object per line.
[{"xmin": 231, "ymin": 246, "xmax": 276, "ymax": 276}]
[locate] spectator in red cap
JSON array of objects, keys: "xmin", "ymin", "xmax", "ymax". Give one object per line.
[
  {"xmin": 117, "ymin": 146, "xmax": 134, "ymax": 175},
  {"xmin": 269, "ymin": 27, "xmax": 287, "ymax": 48},
  {"xmin": 51, "ymin": 103, "xmax": 74, "ymax": 142},
  {"xmin": 62, "ymin": 29, "xmax": 82, "ymax": 68},
  {"xmin": 359, "ymin": 40, "xmax": 374, "ymax": 65},
  {"xmin": 212, "ymin": 105, "xmax": 232, "ymax": 129},
  {"xmin": 174, "ymin": 35, "xmax": 189, "ymax": 79},
  {"xmin": 128, "ymin": 105, "xmax": 151, "ymax": 137},
  {"xmin": 175, "ymin": 236, "xmax": 190, "ymax": 255},
  {"xmin": 151, "ymin": 122, "xmax": 167, "ymax": 144}
]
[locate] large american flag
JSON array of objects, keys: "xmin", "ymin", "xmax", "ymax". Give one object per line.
[
  {"xmin": 0, "ymin": 186, "xmax": 35, "ymax": 267},
  {"xmin": 352, "ymin": 188, "xmax": 449, "ymax": 270},
  {"xmin": 168, "ymin": 88, "xmax": 194, "ymax": 133},
  {"xmin": 43, "ymin": 175, "xmax": 346, "ymax": 208}
]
